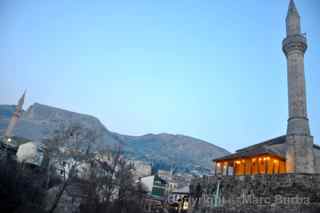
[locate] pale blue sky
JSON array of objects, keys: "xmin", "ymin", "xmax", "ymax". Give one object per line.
[{"xmin": 1, "ymin": 0, "xmax": 319, "ymax": 152}]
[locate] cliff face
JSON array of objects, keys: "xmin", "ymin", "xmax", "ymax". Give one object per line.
[{"xmin": 0, "ymin": 103, "xmax": 229, "ymax": 173}]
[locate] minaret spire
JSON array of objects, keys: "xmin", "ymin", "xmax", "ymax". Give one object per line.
[
  {"xmin": 286, "ymin": 0, "xmax": 301, "ymax": 36},
  {"xmin": 283, "ymin": 0, "xmax": 315, "ymax": 174},
  {"xmin": 17, "ymin": 90, "xmax": 26, "ymax": 112},
  {"xmin": 283, "ymin": 0, "xmax": 308, "ymax": 136},
  {"xmin": 4, "ymin": 91, "xmax": 26, "ymax": 139},
  {"xmin": 288, "ymin": 0, "xmax": 298, "ymax": 13}
]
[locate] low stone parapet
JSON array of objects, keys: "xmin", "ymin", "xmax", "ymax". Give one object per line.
[{"xmin": 189, "ymin": 174, "xmax": 320, "ymax": 213}]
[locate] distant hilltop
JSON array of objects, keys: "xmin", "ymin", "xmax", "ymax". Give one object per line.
[{"xmin": 0, "ymin": 103, "xmax": 229, "ymax": 174}]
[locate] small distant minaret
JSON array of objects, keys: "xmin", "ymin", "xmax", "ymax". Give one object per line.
[
  {"xmin": 4, "ymin": 91, "xmax": 26, "ymax": 139},
  {"xmin": 283, "ymin": 0, "xmax": 315, "ymax": 173}
]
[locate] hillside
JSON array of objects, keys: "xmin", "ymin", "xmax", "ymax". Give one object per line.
[{"xmin": 0, "ymin": 103, "xmax": 229, "ymax": 174}]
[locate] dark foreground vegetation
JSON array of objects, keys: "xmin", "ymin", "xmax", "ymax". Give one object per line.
[
  {"xmin": 0, "ymin": 124, "xmax": 155, "ymax": 213},
  {"xmin": 0, "ymin": 158, "xmax": 149, "ymax": 213},
  {"xmin": 0, "ymin": 158, "xmax": 46, "ymax": 213}
]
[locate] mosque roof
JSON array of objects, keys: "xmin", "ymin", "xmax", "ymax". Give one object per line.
[{"xmin": 213, "ymin": 135, "xmax": 287, "ymax": 162}]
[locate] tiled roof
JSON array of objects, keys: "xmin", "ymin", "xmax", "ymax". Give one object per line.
[
  {"xmin": 236, "ymin": 135, "xmax": 286, "ymax": 153},
  {"xmin": 213, "ymin": 136, "xmax": 287, "ymax": 162}
]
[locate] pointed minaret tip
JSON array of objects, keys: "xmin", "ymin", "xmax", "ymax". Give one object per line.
[
  {"xmin": 288, "ymin": 0, "xmax": 299, "ymax": 15},
  {"xmin": 286, "ymin": 0, "xmax": 301, "ymax": 35},
  {"xmin": 17, "ymin": 90, "xmax": 26, "ymax": 108},
  {"xmin": 289, "ymin": 0, "xmax": 296, "ymax": 8},
  {"xmin": 22, "ymin": 89, "xmax": 27, "ymax": 98},
  {"xmin": 21, "ymin": 90, "xmax": 26, "ymax": 100}
]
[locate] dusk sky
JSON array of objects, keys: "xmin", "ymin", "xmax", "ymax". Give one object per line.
[{"xmin": 1, "ymin": 0, "xmax": 319, "ymax": 152}]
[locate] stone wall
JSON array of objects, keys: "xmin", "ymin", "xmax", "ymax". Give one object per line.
[
  {"xmin": 189, "ymin": 174, "xmax": 320, "ymax": 213},
  {"xmin": 286, "ymin": 135, "xmax": 315, "ymax": 173},
  {"xmin": 313, "ymin": 148, "xmax": 320, "ymax": 173}
]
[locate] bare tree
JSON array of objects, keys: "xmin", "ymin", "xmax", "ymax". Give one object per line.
[
  {"xmin": 96, "ymin": 146, "xmax": 122, "ymax": 207},
  {"xmin": 79, "ymin": 145, "xmax": 147, "ymax": 213},
  {"xmin": 45, "ymin": 123, "xmax": 99, "ymax": 213},
  {"xmin": 78, "ymin": 145, "xmax": 122, "ymax": 213}
]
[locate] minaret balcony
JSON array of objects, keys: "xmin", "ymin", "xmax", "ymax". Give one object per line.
[{"xmin": 282, "ymin": 34, "xmax": 307, "ymax": 56}]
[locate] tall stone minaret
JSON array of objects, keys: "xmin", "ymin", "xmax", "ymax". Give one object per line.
[
  {"xmin": 4, "ymin": 91, "xmax": 26, "ymax": 139},
  {"xmin": 283, "ymin": 0, "xmax": 315, "ymax": 173}
]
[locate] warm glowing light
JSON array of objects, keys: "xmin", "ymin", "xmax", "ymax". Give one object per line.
[
  {"xmin": 183, "ymin": 202, "xmax": 189, "ymax": 210},
  {"xmin": 215, "ymin": 155, "xmax": 286, "ymax": 176}
]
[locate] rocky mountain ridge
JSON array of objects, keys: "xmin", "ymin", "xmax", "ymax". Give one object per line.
[{"xmin": 0, "ymin": 103, "xmax": 229, "ymax": 174}]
